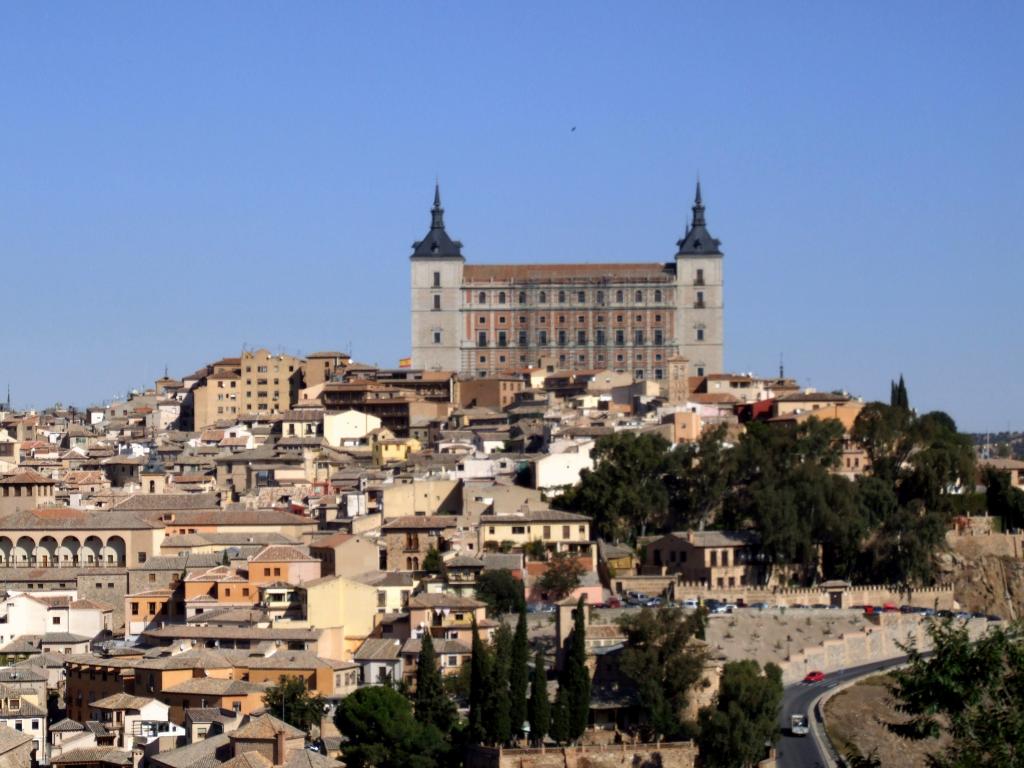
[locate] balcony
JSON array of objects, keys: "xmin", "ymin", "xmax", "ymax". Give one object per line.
[{"xmin": 694, "ymin": 301, "xmax": 705, "ymax": 309}]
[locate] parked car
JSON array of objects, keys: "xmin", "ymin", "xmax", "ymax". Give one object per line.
[
  {"xmin": 882, "ymin": 602, "xmax": 899, "ymax": 612},
  {"xmin": 748, "ymin": 601, "xmax": 771, "ymax": 610},
  {"xmin": 594, "ymin": 597, "xmax": 622, "ymax": 609},
  {"xmin": 644, "ymin": 596, "xmax": 664, "ymax": 607},
  {"xmin": 706, "ymin": 601, "xmax": 731, "ymax": 615},
  {"xmin": 803, "ymin": 670, "xmax": 825, "ymax": 683},
  {"xmin": 680, "ymin": 599, "xmax": 699, "ymax": 610}
]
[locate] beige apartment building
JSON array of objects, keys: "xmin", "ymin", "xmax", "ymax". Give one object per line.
[
  {"xmin": 240, "ymin": 349, "xmax": 302, "ymax": 416},
  {"xmin": 301, "ymin": 351, "xmax": 351, "ymax": 389}
]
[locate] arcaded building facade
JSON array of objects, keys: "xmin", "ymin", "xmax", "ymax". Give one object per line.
[{"xmin": 411, "ymin": 183, "xmax": 723, "ymax": 380}]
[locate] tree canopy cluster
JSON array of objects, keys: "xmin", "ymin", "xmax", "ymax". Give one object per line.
[
  {"xmin": 263, "ymin": 675, "xmax": 326, "ymax": 734},
  {"xmin": 555, "ymin": 395, "xmax": 977, "ymax": 586},
  {"xmin": 889, "ymin": 619, "xmax": 1024, "ymax": 767}
]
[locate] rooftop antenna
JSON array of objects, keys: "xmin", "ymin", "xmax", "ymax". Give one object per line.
[{"xmin": 779, "ymin": 353, "xmax": 785, "ymax": 379}]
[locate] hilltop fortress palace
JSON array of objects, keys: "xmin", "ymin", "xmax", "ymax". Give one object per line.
[{"xmin": 410, "ymin": 182, "xmax": 723, "ymax": 381}]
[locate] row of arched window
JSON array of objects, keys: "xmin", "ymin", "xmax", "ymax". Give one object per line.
[{"xmin": 475, "ymin": 288, "xmax": 664, "ymax": 305}]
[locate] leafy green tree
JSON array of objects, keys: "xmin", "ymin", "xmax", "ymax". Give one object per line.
[
  {"xmin": 537, "ymin": 552, "xmax": 585, "ymax": 601},
  {"xmin": 509, "ymin": 608, "xmax": 530, "ymax": 736},
  {"xmin": 263, "ymin": 675, "xmax": 326, "ymax": 734},
  {"xmin": 475, "ymin": 569, "xmax": 526, "ymax": 615},
  {"xmin": 335, "ymin": 685, "xmax": 447, "ymax": 768},
  {"xmin": 467, "ymin": 617, "xmax": 490, "ymax": 744},
  {"xmin": 889, "ymin": 619, "xmax": 1024, "ymax": 767},
  {"xmin": 664, "ymin": 424, "xmax": 733, "ymax": 531},
  {"xmin": 985, "ymin": 466, "xmax": 1024, "ymax": 530},
  {"xmin": 554, "ymin": 431, "xmax": 673, "ymax": 540},
  {"xmin": 528, "ymin": 650, "xmax": 550, "ymax": 743},
  {"xmin": 556, "ymin": 596, "xmax": 591, "ymax": 741},
  {"xmin": 485, "ymin": 623, "xmax": 513, "ymax": 744},
  {"xmin": 696, "ymin": 660, "xmax": 783, "ymax": 768},
  {"xmin": 414, "ymin": 631, "xmax": 455, "ymax": 734},
  {"xmin": 524, "ymin": 539, "xmax": 548, "ymax": 561},
  {"xmin": 422, "ymin": 547, "xmax": 443, "ymax": 574},
  {"xmin": 617, "ymin": 606, "xmax": 708, "ymax": 739}
]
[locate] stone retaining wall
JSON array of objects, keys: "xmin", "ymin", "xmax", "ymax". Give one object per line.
[
  {"xmin": 465, "ymin": 741, "xmax": 699, "ymax": 768},
  {"xmin": 778, "ymin": 613, "xmax": 990, "ymax": 684}
]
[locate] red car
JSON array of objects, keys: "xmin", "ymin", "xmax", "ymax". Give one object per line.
[{"xmin": 803, "ymin": 671, "xmax": 825, "ymax": 683}]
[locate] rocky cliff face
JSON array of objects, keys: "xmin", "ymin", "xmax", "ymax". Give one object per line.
[{"xmin": 938, "ymin": 532, "xmax": 1024, "ymax": 619}]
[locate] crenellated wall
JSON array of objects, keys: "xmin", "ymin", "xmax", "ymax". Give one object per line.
[{"xmin": 777, "ymin": 613, "xmax": 991, "ymax": 684}]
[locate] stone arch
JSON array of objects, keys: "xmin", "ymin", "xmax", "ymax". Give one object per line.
[
  {"xmin": 0, "ymin": 537, "xmax": 12, "ymax": 565},
  {"xmin": 82, "ymin": 535, "xmax": 103, "ymax": 565},
  {"xmin": 35, "ymin": 536, "xmax": 58, "ymax": 566},
  {"xmin": 102, "ymin": 535, "xmax": 126, "ymax": 566},
  {"xmin": 59, "ymin": 536, "xmax": 82, "ymax": 566},
  {"xmin": 14, "ymin": 536, "xmax": 36, "ymax": 565}
]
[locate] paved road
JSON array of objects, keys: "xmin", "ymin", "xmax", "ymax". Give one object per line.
[{"xmin": 775, "ymin": 656, "xmax": 911, "ymax": 768}]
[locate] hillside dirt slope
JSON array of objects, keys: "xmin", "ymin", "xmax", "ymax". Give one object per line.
[
  {"xmin": 825, "ymin": 674, "xmax": 949, "ymax": 767},
  {"xmin": 939, "ymin": 532, "xmax": 1024, "ymax": 619}
]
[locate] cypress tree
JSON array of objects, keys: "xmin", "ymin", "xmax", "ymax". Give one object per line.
[
  {"xmin": 468, "ymin": 616, "xmax": 490, "ymax": 744},
  {"xmin": 528, "ymin": 650, "xmax": 550, "ymax": 744},
  {"xmin": 897, "ymin": 375, "xmax": 909, "ymax": 410},
  {"xmin": 559, "ymin": 596, "xmax": 591, "ymax": 741},
  {"xmin": 414, "ymin": 631, "xmax": 454, "ymax": 734},
  {"xmin": 485, "ymin": 623, "xmax": 513, "ymax": 744},
  {"xmin": 548, "ymin": 685, "xmax": 569, "ymax": 744},
  {"xmin": 890, "ymin": 380, "xmax": 898, "ymax": 407},
  {"xmin": 509, "ymin": 608, "xmax": 530, "ymax": 737}
]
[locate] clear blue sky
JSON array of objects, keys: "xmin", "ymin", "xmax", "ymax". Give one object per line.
[{"xmin": 2, "ymin": 3, "xmax": 1021, "ymax": 432}]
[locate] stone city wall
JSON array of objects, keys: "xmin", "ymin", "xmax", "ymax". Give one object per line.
[
  {"xmin": 778, "ymin": 613, "xmax": 991, "ymax": 685},
  {"xmin": 465, "ymin": 741, "xmax": 699, "ymax": 768},
  {"xmin": 613, "ymin": 575, "xmax": 956, "ymax": 612}
]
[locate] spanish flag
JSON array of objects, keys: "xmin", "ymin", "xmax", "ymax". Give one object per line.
[{"xmin": 398, "ymin": 357, "xmax": 412, "ymax": 368}]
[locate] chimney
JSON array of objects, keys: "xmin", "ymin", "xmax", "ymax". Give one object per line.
[{"xmin": 275, "ymin": 728, "xmax": 287, "ymax": 766}]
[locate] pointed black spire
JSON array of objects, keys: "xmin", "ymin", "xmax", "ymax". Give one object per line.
[
  {"xmin": 676, "ymin": 177, "xmax": 721, "ymax": 257},
  {"xmin": 431, "ymin": 182, "xmax": 445, "ymax": 230},
  {"xmin": 412, "ymin": 182, "xmax": 464, "ymax": 260},
  {"xmin": 691, "ymin": 179, "xmax": 706, "ymax": 228}
]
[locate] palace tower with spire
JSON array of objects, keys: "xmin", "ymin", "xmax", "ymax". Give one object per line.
[{"xmin": 410, "ymin": 182, "xmax": 723, "ymax": 379}]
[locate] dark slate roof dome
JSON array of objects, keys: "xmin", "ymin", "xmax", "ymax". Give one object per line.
[
  {"xmin": 676, "ymin": 180, "xmax": 723, "ymax": 257},
  {"xmin": 411, "ymin": 183, "xmax": 464, "ymax": 260}
]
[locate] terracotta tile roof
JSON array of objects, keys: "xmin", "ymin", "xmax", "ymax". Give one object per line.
[
  {"xmin": 70, "ymin": 598, "xmax": 114, "ymax": 611},
  {"xmin": 113, "ymin": 493, "xmax": 221, "ymax": 512},
  {"xmin": 381, "ymin": 515, "xmax": 460, "ymax": 531},
  {"xmin": 230, "ymin": 713, "xmax": 304, "ymax": 740},
  {"xmin": 162, "ymin": 678, "xmax": 266, "ymax": 696},
  {"xmin": 407, "ymin": 592, "xmax": 484, "ymax": 609},
  {"xmin": 248, "ymin": 545, "xmax": 317, "ymax": 563},
  {"xmin": 400, "ymin": 638, "xmax": 470, "ymax": 656},
  {"xmin": 0, "ymin": 469, "xmax": 55, "ymax": 484},
  {"xmin": 52, "ymin": 747, "xmax": 133, "ymax": 766},
  {"xmin": 142, "ymin": 625, "xmax": 320, "ymax": 641},
  {"xmin": 147, "ymin": 733, "xmax": 231, "ymax": 768},
  {"xmin": 134, "ymin": 648, "xmax": 237, "ymax": 671},
  {"xmin": 353, "ymin": 638, "xmax": 402, "ymax": 660},
  {"xmin": 0, "ymin": 507, "xmax": 162, "ymax": 530},
  {"xmin": 220, "ymin": 752, "xmax": 274, "ymax": 768},
  {"xmin": 50, "ymin": 718, "xmax": 85, "ymax": 732},
  {"xmin": 91, "ymin": 693, "xmax": 157, "ymax": 710}
]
